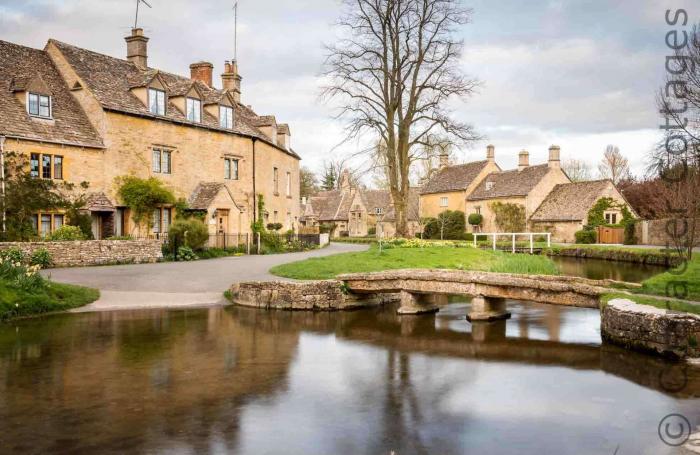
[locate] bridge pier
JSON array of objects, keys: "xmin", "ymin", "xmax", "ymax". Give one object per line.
[
  {"xmin": 397, "ymin": 291, "xmax": 444, "ymax": 315},
  {"xmin": 467, "ymin": 295, "xmax": 511, "ymax": 321}
]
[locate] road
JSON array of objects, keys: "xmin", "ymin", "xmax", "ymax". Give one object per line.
[{"xmin": 43, "ymin": 242, "xmax": 368, "ymax": 312}]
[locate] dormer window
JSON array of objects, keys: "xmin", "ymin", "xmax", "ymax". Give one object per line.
[
  {"xmin": 28, "ymin": 93, "xmax": 51, "ymax": 118},
  {"xmin": 186, "ymin": 97, "xmax": 201, "ymax": 122},
  {"xmin": 148, "ymin": 88, "xmax": 166, "ymax": 115},
  {"xmin": 220, "ymin": 106, "xmax": 233, "ymax": 129}
]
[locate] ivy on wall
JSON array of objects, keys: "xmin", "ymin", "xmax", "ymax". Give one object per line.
[
  {"xmin": 116, "ymin": 176, "xmax": 176, "ymax": 231},
  {"xmin": 489, "ymin": 202, "xmax": 526, "ymax": 232},
  {"xmin": 586, "ymin": 197, "xmax": 634, "ymax": 228}
]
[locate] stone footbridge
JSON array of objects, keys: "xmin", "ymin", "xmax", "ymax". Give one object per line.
[{"xmin": 337, "ymin": 269, "xmax": 616, "ymax": 320}]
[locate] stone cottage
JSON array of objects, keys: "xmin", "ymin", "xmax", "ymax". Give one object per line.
[
  {"xmin": 301, "ymin": 170, "xmax": 419, "ymax": 237},
  {"xmin": 530, "ymin": 179, "xmax": 637, "ymax": 242},
  {"xmin": 0, "ymin": 28, "xmax": 301, "ymax": 239},
  {"xmin": 419, "ymin": 145, "xmax": 501, "ymax": 219},
  {"xmin": 464, "ymin": 146, "xmax": 571, "ymax": 233}
]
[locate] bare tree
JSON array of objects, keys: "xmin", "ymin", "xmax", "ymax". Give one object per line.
[
  {"xmin": 562, "ymin": 158, "xmax": 592, "ymax": 182},
  {"xmin": 654, "ymin": 22, "xmax": 700, "ymax": 260},
  {"xmin": 597, "ymin": 145, "xmax": 631, "ymax": 184},
  {"xmin": 322, "ymin": 0, "xmax": 480, "ymax": 237}
]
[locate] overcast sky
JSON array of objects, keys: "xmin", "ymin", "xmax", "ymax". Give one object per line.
[{"xmin": 0, "ymin": 0, "xmax": 697, "ymax": 181}]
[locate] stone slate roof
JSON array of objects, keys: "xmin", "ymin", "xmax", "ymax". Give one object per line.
[
  {"xmin": 362, "ymin": 189, "xmax": 392, "ymax": 214},
  {"xmin": 467, "ymin": 164, "xmax": 550, "ymax": 201},
  {"xmin": 530, "ymin": 180, "xmax": 614, "ymax": 222},
  {"xmin": 0, "ymin": 40, "xmax": 103, "ymax": 148},
  {"xmin": 188, "ymin": 182, "xmax": 226, "ymax": 210},
  {"xmin": 49, "ymin": 40, "xmax": 300, "ymax": 159},
  {"xmin": 382, "ymin": 188, "xmax": 420, "ymax": 222},
  {"xmin": 420, "ymin": 161, "xmax": 490, "ymax": 195},
  {"xmin": 306, "ymin": 190, "xmax": 347, "ymax": 221},
  {"xmin": 85, "ymin": 192, "xmax": 115, "ymax": 212}
]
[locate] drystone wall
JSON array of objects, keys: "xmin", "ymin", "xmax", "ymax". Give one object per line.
[{"xmin": 0, "ymin": 240, "xmax": 162, "ymax": 267}]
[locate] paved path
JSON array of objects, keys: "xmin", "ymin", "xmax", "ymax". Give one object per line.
[{"xmin": 43, "ymin": 242, "xmax": 368, "ymax": 313}]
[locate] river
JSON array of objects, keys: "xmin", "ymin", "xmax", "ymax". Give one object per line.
[{"xmin": 0, "ymin": 297, "xmax": 698, "ymax": 454}]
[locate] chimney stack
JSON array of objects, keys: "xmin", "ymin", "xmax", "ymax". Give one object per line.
[
  {"xmin": 486, "ymin": 144, "xmax": 495, "ymax": 163},
  {"xmin": 548, "ymin": 145, "xmax": 561, "ymax": 168},
  {"xmin": 222, "ymin": 60, "xmax": 242, "ymax": 103},
  {"xmin": 439, "ymin": 153, "xmax": 449, "ymax": 169},
  {"xmin": 518, "ymin": 150, "xmax": 529, "ymax": 171},
  {"xmin": 190, "ymin": 62, "xmax": 213, "ymax": 87},
  {"xmin": 125, "ymin": 28, "xmax": 149, "ymax": 68}
]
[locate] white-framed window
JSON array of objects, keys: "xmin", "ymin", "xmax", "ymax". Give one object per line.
[
  {"xmin": 440, "ymin": 197, "xmax": 448, "ymax": 207},
  {"xmin": 224, "ymin": 158, "xmax": 239, "ymax": 180},
  {"xmin": 32, "ymin": 213, "xmax": 64, "ymax": 237},
  {"xmin": 152, "ymin": 148, "xmax": 172, "ymax": 174},
  {"xmin": 286, "ymin": 171, "xmax": 291, "ymax": 196},
  {"xmin": 148, "ymin": 88, "xmax": 166, "ymax": 115},
  {"xmin": 375, "ymin": 207, "xmax": 384, "ymax": 215},
  {"xmin": 186, "ymin": 98, "xmax": 201, "ymax": 122},
  {"xmin": 28, "ymin": 93, "xmax": 51, "ymax": 118},
  {"xmin": 219, "ymin": 105, "xmax": 233, "ymax": 129},
  {"xmin": 604, "ymin": 212, "xmax": 618, "ymax": 224},
  {"xmin": 485, "ymin": 182, "xmax": 494, "ymax": 191}
]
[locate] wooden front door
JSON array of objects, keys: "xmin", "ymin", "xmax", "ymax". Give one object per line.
[{"xmin": 216, "ymin": 209, "xmax": 230, "ymax": 247}]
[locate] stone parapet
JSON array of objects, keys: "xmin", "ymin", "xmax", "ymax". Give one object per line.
[
  {"xmin": 0, "ymin": 240, "xmax": 162, "ymax": 267},
  {"xmin": 601, "ymin": 298, "xmax": 700, "ymax": 359},
  {"xmin": 229, "ymin": 280, "xmax": 386, "ymax": 311}
]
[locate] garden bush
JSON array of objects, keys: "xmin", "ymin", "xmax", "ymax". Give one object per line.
[
  {"xmin": 623, "ymin": 220, "xmax": 637, "ymax": 245},
  {"xmin": 422, "ymin": 210, "xmax": 466, "ymax": 240},
  {"xmin": 0, "ymin": 248, "xmax": 24, "ymax": 264},
  {"xmin": 467, "ymin": 213, "xmax": 483, "ymax": 227},
  {"xmin": 574, "ymin": 229, "xmax": 597, "ymax": 244},
  {"xmin": 266, "ymin": 222, "xmax": 283, "ymax": 231},
  {"xmin": 49, "ymin": 225, "xmax": 86, "ymax": 241},
  {"xmin": 30, "ymin": 248, "xmax": 52, "ymax": 268},
  {"xmin": 168, "ymin": 218, "xmax": 209, "ymax": 251},
  {"xmin": 176, "ymin": 246, "xmax": 198, "ymax": 261}
]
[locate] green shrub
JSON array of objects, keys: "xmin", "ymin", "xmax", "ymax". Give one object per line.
[
  {"xmin": 168, "ymin": 219, "xmax": 209, "ymax": 251},
  {"xmin": 339, "ymin": 231, "xmax": 349, "ymax": 237},
  {"xmin": 467, "ymin": 213, "xmax": 483, "ymax": 226},
  {"xmin": 0, "ymin": 248, "xmax": 24, "ymax": 264},
  {"xmin": 48, "ymin": 225, "xmax": 87, "ymax": 241},
  {"xmin": 266, "ymin": 222, "xmax": 283, "ymax": 231},
  {"xmin": 623, "ymin": 220, "xmax": 637, "ymax": 245},
  {"xmin": 368, "ymin": 227, "xmax": 376, "ymax": 235},
  {"xmin": 116, "ymin": 176, "xmax": 176, "ymax": 230},
  {"xmin": 30, "ymin": 248, "xmax": 52, "ymax": 268},
  {"xmin": 176, "ymin": 246, "xmax": 198, "ymax": 261},
  {"xmin": 66, "ymin": 207, "xmax": 94, "ymax": 239},
  {"xmin": 319, "ymin": 223, "xmax": 335, "ymax": 234},
  {"xmin": 575, "ymin": 229, "xmax": 597, "ymax": 244},
  {"xmin": 422, "ymin": 211, "xmax": 466, "ymax": 240}
]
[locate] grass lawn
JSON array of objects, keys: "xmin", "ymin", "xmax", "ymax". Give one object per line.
[
  {"xmin": 270, "ymin": 245, "xmax": 559, "ymax": 280},
  {"xmin": 602, "ymin": 292, "xmax": 700, "ymax": 316},
  {"xmin": 0, "ymin": 279, "xmax": 99, "ymax": 321},
  {"xmin": 639, "ymin": 255, "xmax": 700, "ymax": 301}
]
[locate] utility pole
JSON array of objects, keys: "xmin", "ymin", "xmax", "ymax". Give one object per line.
[{"xmin": 0, "ymin": 135, "xmax": 6, "ymax": 235}]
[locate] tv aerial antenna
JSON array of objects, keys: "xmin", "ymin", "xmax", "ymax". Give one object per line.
[{"xmin": 134, "ymin": 0, "xmax": 152, "ymax": 29}]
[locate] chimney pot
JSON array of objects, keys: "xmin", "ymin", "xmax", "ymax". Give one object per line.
[
  {"xmin": 439, "ymin": 153, "xmax": 449, "ymax": 169},
  {"xmin": 190, "ymin": 61, "xmax": 214, "ymax": 87},
  {"xmin": 486, "ymin": 144, "xmax": 495, "ymax": 163},
  {"xmin": 518, "ymin": 150, "xmax": 529, "ymax": 171},
  {"xmin": 125, "ymin": 28, "xmax": 149, "ymax": 68},
  {"xmin": 221, "ymin": 59, "xmax": 242, "ymax": 102},
  {"xmin": 548, "ymin": 145, "xmax": 561, "ymax": 168}
]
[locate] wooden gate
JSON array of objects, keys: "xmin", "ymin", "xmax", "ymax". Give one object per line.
[{"xmin": 596, "ymin": 226, "xmax": 624, "ymax": 244}]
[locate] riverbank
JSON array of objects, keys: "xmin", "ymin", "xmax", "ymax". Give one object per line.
[
  {"xmin": 269, "ymin": 244, "xmax": 559, "ymax": 280},
  {"xmin": 0, "ymin": 279, "xmax": 99, "ymax": 321}
]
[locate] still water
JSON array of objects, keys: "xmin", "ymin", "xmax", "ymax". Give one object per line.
[
  {"xmin": 0, "ymin": 300, "xmax": 698, "ymax": 455},
  {"xmin": 551, "ymin": 255, "xmax": 669, "ymax": 283}
]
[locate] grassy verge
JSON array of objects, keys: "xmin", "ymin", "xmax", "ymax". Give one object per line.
[
  {"xmin": 601, "ymin": 292, "xmax": 700, "ymax": 315},
  {"xmin": 270, "ymin": 245, "xmax": 559, "ymax": 280},
  {"xmin": 639, "ymin": 255, "xmax": 700, "ymax": 301},
  {"xmin": 0, "ymin": 279, "xmax": 99, "ymax": 321}
]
